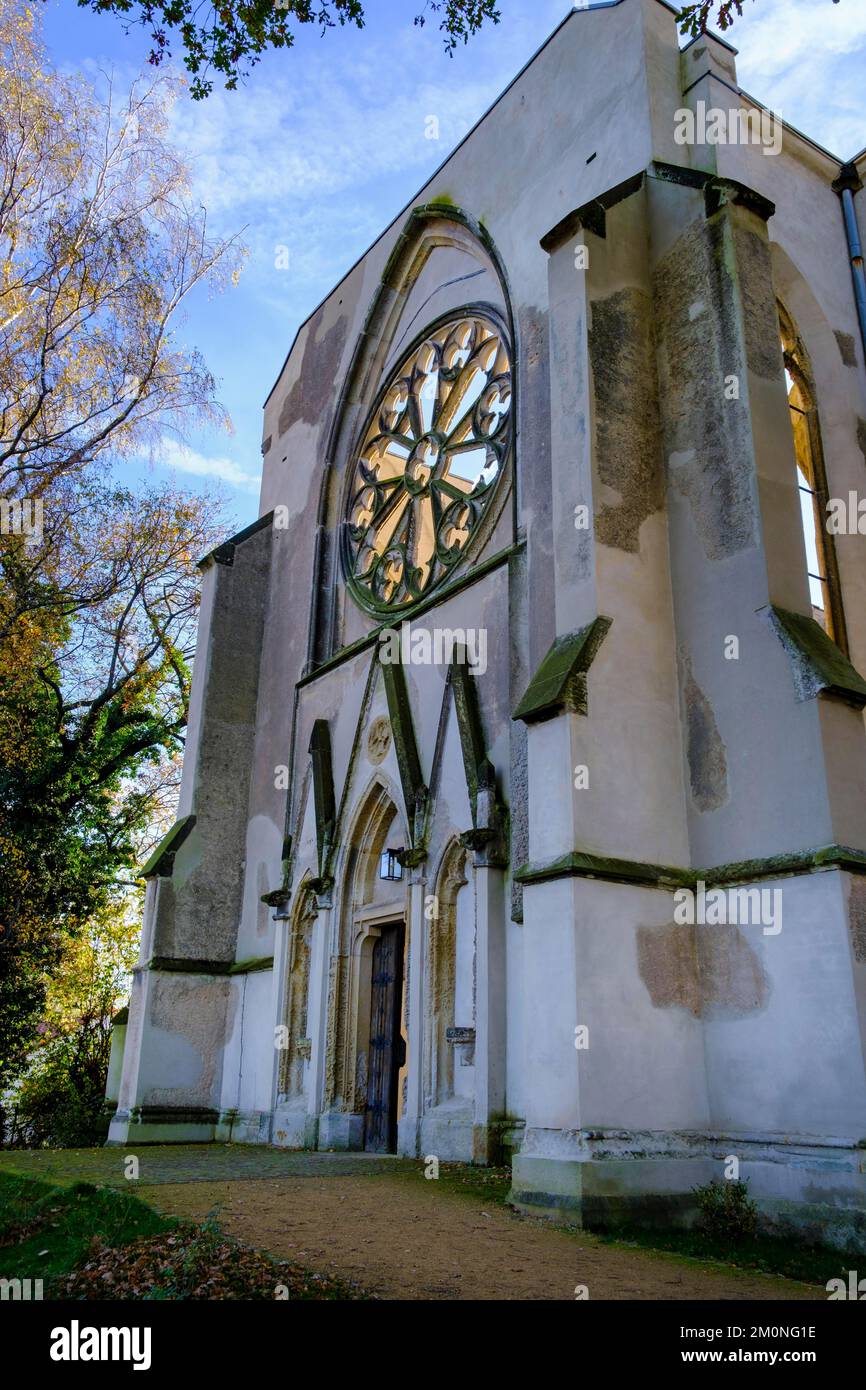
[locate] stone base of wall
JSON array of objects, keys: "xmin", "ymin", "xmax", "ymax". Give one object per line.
[
  {"xmin": 511, "ymin": 1128, "xmax": 866, "ymax": 1254},
  {"xmin": 215, "ymin": 1109, "xmax": 273, "ymax": 1145},
  {"xmin": 419, "ymin": 1101, "xmax": 473, "ymax": 1161},
  {"xmin": 317, "ymin": 1109, "xmax": 365, "ymax": 1150},
  {"xmin": 271, "ymin": 1103, "xmax": 318, "ymax": 1149},
  {"xmin": 106, "ymin": 1106, "xmax": 218, "ymax": 1145}
]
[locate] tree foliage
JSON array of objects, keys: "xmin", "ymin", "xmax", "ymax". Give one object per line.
[
  {"xmin": 63, "ymin": 1, "xmax": 848, "ymax": 101},
  {"xmin": 677, "ymin": 0, "xmax": 839, "ymax": 39},
  {"xmin": 2, "ymin": 902, "xmax": 139, "ymax": 1148},
  {"xmin": 72, "ymin": 0, "xmax": 501, "ymax": 99},
  {"xmin": 2, "ymin": 5, "xmax": 241, "ymax": 495},
  {"xmin": 0, "ymin": 481, "xmax": 224, "ymax": 1094},
  {"xmin": 677, "ymin": 1, "xmax": 752, "ymax": 37},
  {"xmin": 0, "ymin": 0, "xmax": 238, "ymax": 1102}
]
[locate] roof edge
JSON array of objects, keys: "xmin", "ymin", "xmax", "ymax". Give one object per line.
[{"xmin": 262, "ymin": 3, "xmax": 615, "ymax": 411}]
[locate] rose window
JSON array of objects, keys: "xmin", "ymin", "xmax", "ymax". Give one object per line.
[{"xmin": 343, "ymin": 312, "xmax": 512, "ymax": 612}]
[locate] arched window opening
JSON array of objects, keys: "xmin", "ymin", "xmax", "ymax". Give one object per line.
[{"xmin": 779, "ymin": 304, "xmax": 846, "ymax": 650}]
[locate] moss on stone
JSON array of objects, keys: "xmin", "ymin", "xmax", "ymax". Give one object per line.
[
  {"xmin": 768, "ymin": 605, "xmax": 866, "ymax": 707},
  {"xmin": 517, "ymin": 842, "xmax": 866, "ymax": 892},
  {"xmin": 228, "ymin": 957, "xmax": 274, "ymax": 976},
  {"xmin": 139, "ymin": 815, "xmax": 196, "ymax": 879},
  {"xmin": 512, "ymin": 617, "xmax": 611, "ymax": 723}
]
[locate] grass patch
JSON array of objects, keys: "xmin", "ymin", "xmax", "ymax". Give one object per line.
[
  {"xmin": 0, "ymin": 1172, "xmax": 175, "ymax": 1291},
  {"xmin": 0, "ymin": 1172, "xmax": 368, "ymax": 1300},
  {"xmin": 596, "ymin": 1224, "xmax": 847, "ymax": 1287},
  {"xmin": 404, "ymin": 1160, "xmax": 513, "ymax": 1207}
]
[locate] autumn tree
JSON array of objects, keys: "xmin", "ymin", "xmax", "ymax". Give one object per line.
[
  {"xmin": 0, "ymin": 0, "xmax": 240, "ymax": 1108},
  {"xmin": 0, "ymin": 480, "xmax": 226, "ymax": 1097},
  {"xmin": 3, "ymin": 898, "xmax": 140, "ymax": 1147},
  {"xmin": 1, "ymin": 4, "xmax": 240, "ymax": 500}
]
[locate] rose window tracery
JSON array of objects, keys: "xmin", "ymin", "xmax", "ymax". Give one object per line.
[{"xmin": 343, "ymin": 312, "xmax": 512, "ymax": 611}]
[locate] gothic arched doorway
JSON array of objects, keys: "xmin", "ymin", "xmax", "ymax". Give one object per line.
[
  {"xmin": 323, "ymin": 778, "xmax": 409, "ymax": 1153},
  {"xmin": 364, "ymin": 919, "xmax": 406, "ymax": 1151}
]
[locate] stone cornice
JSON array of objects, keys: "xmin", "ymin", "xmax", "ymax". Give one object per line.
[
  {"xmin": 516, "ymin": 844, "xmax": 866, "ymax": 891},
  {"xmin": 764, "ymin": 605, "xmax": 866, "ymax": 708},
  {"xmin": 143, "ymin": 955, "xmax": 274, "ymax": 976},
  {"xmin": 197, "ymin": 510, "xmax": 274, "ymax": 570}
]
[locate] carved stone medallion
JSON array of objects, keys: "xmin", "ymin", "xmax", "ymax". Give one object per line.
[{"xmin": 367, "ymin": 716, "xmax": 391, "ymax": 765}]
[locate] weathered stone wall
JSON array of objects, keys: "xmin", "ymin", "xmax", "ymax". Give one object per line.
[{"xmin": 113, "ymin": 3, "xmax": 866, "ymax": 1250}]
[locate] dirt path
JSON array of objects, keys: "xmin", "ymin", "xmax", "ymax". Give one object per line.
[
  {"xmin": 0, "ymin": 1145, "xmax": 825, "ymax": 1301},
  {"xmin": 139, "ymin": 1174, "xmax": 823, "ymax": 1302}
]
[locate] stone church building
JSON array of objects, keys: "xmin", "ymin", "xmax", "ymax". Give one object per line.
[{"xmin": 109, "ymin": 0, "xmax": 866, "ymax": 1249}]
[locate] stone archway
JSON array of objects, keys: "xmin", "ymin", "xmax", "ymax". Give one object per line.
[
  {"xmin": 308, "ymin": 204, "xmax": 517, "ymax": 665},
  {"xmin": 320, "ymin": 778, "xmax": 409, "ymax": 1151}
]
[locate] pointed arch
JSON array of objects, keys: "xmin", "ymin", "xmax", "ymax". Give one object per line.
[
  {"xmin": 424, "ymin": 836, "xmax": 471, "ymax": 1111},
  {"xmin": 333, "ymin": 771, "xmax": 409, "ymax": 916},
  {"xmin": 336, "ymin": 205, "xmax": 514, "ymax": 463},
  {"xmin": 278, "ymin": 876, "xmax": 317, "ymax": 1099},
  {"xmin": 778, "ymin": 297, "xmax": 847, "ymax": 651},
  {"xmin": 309, "ymin": 204, "xmax": 517, "ymax": 663},
  {"xmin": 772, "ymin": 243, "xmax": 852, "ymax": 652},
  {"xmin": 325, "ymin": 775, "xmax": 409, "ymax": 1116}
]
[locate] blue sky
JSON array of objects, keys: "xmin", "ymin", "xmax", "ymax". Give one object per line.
[{"xmin": 40, "ymin": 0, "xmax": 866, "ymax": 533}]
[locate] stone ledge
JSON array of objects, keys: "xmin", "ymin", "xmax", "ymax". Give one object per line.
[
  {"xmin": 516, "ymin": 843, "xmax": 866, "ymax": 890},
  {"xmin": 197, "ymin": 509, "xmax": 274, "ymax": 570},
  {"xmin": 517, "ymin": 850, "xmax": 686, "ymax": 889},
  {"xmin": 540, "ymin": 171, "xmax": 645, "ymax": 250},
  {"xmin": 764, "ymin": 604, "xmax": 866, "ymax": 707},
  {"xmin": 142, "ymin": 955, "xmax": 273, "ymax": 976},
  {"xmin": 139, "ymin": 814, "xmax": 196, "ymax": 879},
  {"xmin": 512, "ymin": 617, "xmax": 611, "ymax": 724},
  {"xmin": 106, "ymin": 1106, "xmax": 218, "ymax": 1146}
]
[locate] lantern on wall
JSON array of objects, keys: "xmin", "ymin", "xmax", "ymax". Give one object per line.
[{"xmin": 379, "ymin": 848, "xmax": 404, "ymax": 882}]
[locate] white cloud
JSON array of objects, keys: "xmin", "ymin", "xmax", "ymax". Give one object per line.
[
  {"xmin": 165, "ymin": 1, "xmax": 569, "ymax": 244},
  {"xmin": 43, "ymin": 0, "xmax": 866, "ymax": 534},
  {"xmin": 727, "ymin": 0, "xmax": 866, "ymax": 157},
  {"xmin": 158, "ymin": 439, "xmax": 261, "ymax": 493},
  {"xmin": 733, "ymin": 0, "xmax": 866, "ymax": 76}
]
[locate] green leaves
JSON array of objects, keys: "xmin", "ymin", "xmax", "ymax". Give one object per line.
[
  {"xmin": 0, "ymin": 3, "xmax": 232, "ymax": 1096},
  {"xmin": 0, "ymin": 480, "xmax": 221, "ymax": 1091},
  {"xmin": 675, "ymin": 1, "xmax": 748, "ymax": 40},
  {"xmin": 78, "ymin": 0, "xmax": 497, "ymax": 99}
]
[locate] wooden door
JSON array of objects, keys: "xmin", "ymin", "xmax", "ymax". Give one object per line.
[{"xmin": 364, "ymin": 923, "xmax": 405, "ymax": 1152}]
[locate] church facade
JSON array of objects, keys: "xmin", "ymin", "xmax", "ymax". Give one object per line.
[{"xmin": 108, "ymin": 0, "xmax": 866, "ymax": 1251}]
